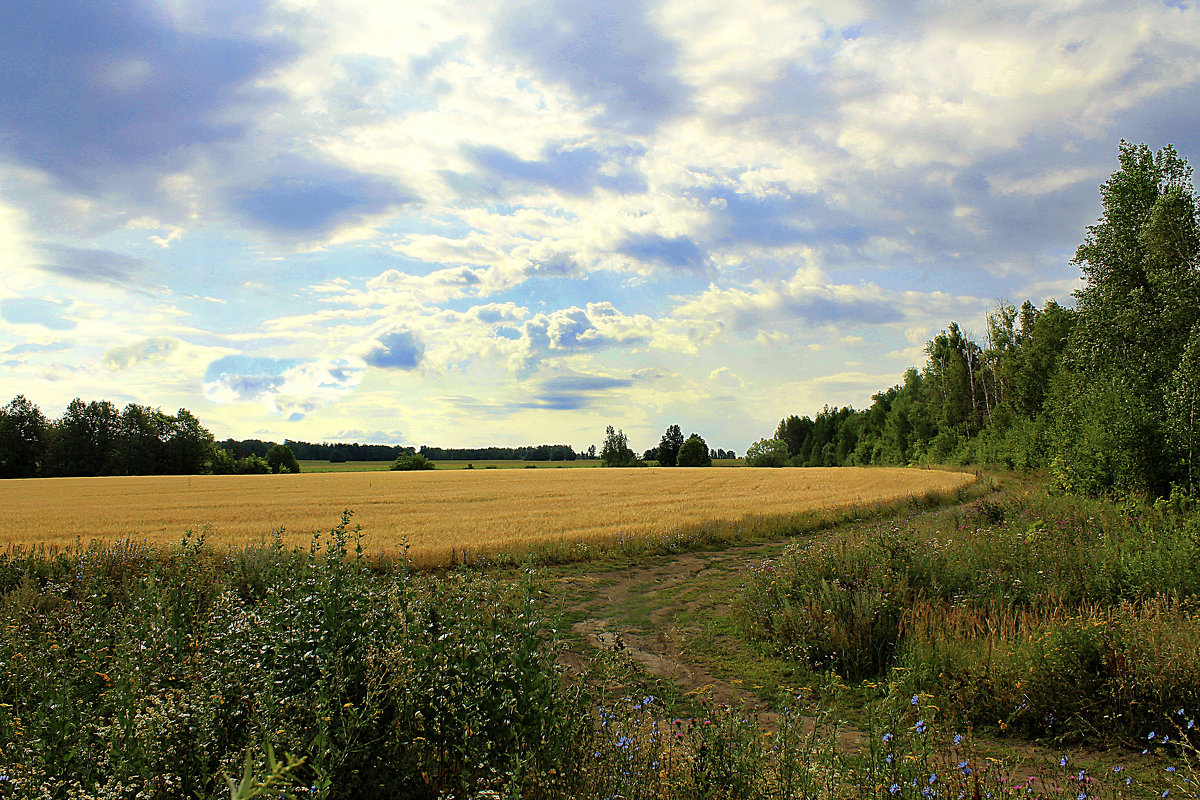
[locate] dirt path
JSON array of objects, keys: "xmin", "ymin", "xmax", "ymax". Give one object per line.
[{"xmin": 552, "ymin": 539, "xmax": 871, "ymax": 747}]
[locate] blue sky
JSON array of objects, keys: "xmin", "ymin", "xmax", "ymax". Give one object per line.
[{"xmin": 2, "ymin": 0, "xmax": 1199, "ymax": 453}]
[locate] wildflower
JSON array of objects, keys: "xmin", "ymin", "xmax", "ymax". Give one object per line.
[
  {"xmin": 890, "ymin": 784, "xmax": 901, "ymax": 795},
  {"xmin": 1060, "ymin": 756, "xmax": 1069, "ymax": 767},
  {"xmin": 916, "ymin": 719, "xmax": 927, "ymax": 734},
  {"xmin": 953, "ymin": 734, "xmax": 964, "ymax": 745},
  {"xmin": 930, "ymin": 773, "xmax": 938, "ymax": 784},
  {"xmin": 1149, "ymin": 731, "xmax": 1156, "ymax": 740},
  {"xmin": 883, "ymin": 732, "xmax": 894, "ymax": 744},
  {"xmin": 1168, "ymin": 767, "xmax": 1176, "ymax": 773},
  {"xmin": 912, "ymin": 694, "xmax": 920, "ymax": 706}
]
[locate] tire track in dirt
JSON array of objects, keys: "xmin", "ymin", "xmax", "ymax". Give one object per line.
[{"xmin": 555, "ymin": 544, "xmax": 868, "ymax": 746}]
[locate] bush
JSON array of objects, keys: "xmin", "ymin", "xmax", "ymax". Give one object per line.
[
  {"xmin": 390, "ymin": 453, "xmax": 435, "ymax": 471},
  {"xmin": 745, "ymin": 438, "xmax": 789, "ymax": 467},
  {"xmin": 266, "ymin": 444, "xmax": 300, "ymax": 474}
]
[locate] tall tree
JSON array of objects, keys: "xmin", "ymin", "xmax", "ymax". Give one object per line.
[
  {"xmin": 676, "ymin": 433, "xmax": 712, "ymax": 467},
  {"xmin": 164, "ymin": 409, "xmax": 215, "ymax": 474},
  {"xmin": 600, "ymin": 426, "xmax": 637, "ymax": 467},
  {"xmin": 0, "ymin": 395, "xmax": 47, "ymax": 478},
  {"xmin": 657, "ymin": 424, "xmax": 684, "ymax": 467},
  {"xmin": 1057, "ymin": 141, "xmax": 1200, "ymax": 494},
  {"xmin": 118, "ymin": 404, "xmax": 168, "ymax": 475}
]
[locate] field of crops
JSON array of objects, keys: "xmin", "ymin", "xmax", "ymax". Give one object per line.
[
  {"xmin": 296, "ymin": 458, "xmax": 744, "ymax": 471},
  {"xmin": 0, "ymin": 467, "xmax": 973, "ymax": 563}
]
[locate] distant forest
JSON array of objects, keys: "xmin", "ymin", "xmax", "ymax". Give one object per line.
[{"xmin": 760, "ymin": 142, "xmax": 1200, "ymax": 497}]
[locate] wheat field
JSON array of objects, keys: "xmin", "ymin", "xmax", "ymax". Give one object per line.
[{"xmin": 0, "ymin": 467, "xmax": 973, "ymax": 563}]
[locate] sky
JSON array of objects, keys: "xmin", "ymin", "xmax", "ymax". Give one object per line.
[{"xmin": 2, "ymin": 0, "xmax": 1200, "ymax": 454}]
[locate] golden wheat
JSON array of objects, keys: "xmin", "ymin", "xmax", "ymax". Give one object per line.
[{"xmin": 0, "ymin": 467, "xmax": 973, "ymax": 563}]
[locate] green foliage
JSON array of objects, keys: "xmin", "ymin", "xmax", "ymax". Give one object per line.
[
  {"xmin": 600, "ymin": 425, "xmax": 638, "ymax": 467},
  {"xmin": 0, "ymin": 394, "xmax": 46, "ymax": 478},
  {"xmin": 389, "ymin": 452, "xmax": 435, "ymax": 471},
  {"xmin": 0, "ymin": 395, "xmax": 218, "ymax": 478},
  {"xmin": 657, "ymin": 424, "xmax": 684, "ymax": 467},
  {"xmin": 744, "ymin": 438, "xmax": 788, "ymax": 467},
  {"xmin": 266, "ymin": 444, "xmax": 301, "ymax": 474},
  {"xmin": 1060, "ymin": 141, "xmax": 1200, "ymax": 495},
  {"xmin": 676, "ymin": 433, "xmax": 711, "ymax": 467},
  {"xmin": 0, "ymin": 517, "xmax": 588, "ymax": 798},
  {"xmin": 211, "ymin": 449, "xmax": 271, "ymax": 475}
]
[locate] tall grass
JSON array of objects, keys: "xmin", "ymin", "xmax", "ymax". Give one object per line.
[{"xmin": 737, "ymin": 488, "xmax": 1200, "ymax": 744}]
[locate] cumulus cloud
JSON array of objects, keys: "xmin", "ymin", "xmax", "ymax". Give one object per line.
[
  {"xmin": 361, "ymin": 328, "xmax": 425, "ymax": 370},
  {"xmin": 519, "ymin": 302, "xmax": 655, "ymax": 362},
  {"xmin": 103, "ymin": 337, "xmax": 179, "ymax": 370},
  {"xmin": 203, "ymin": 354, "xmax": 365, "ymax": 419}
]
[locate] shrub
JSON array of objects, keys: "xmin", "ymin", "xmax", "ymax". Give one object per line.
[
  {"xmin": 390, "ymin": 453, "xmax": 435, "ymax": 471},
  {"xmin": 745, "ymin": 438, "xmax": 789, "ymax": 467}
]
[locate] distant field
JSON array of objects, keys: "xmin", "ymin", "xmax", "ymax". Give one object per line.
[{"xmin": 0, "ymin": 467, "xmax": 973, "ymax": 564}]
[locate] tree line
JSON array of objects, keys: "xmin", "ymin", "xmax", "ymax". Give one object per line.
[
  {"xmin": 0, "ymin": 397, "xmax": 216, "ymax": 478},
  {"xmin": 751, "ymin": 141, "xmax": 1200, "ymax": 497},
  {"xmin": 418, "ymin": 444, "xmax": 580, "ymax": 461},
  {"xmin": 220, "ymin": 439, "xmax": 411, "ymax": 463}
]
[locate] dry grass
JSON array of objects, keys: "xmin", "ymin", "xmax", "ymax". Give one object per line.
[{"xmin": 0, "ymin": 467, "xmax": 974, "ymax": 564}]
